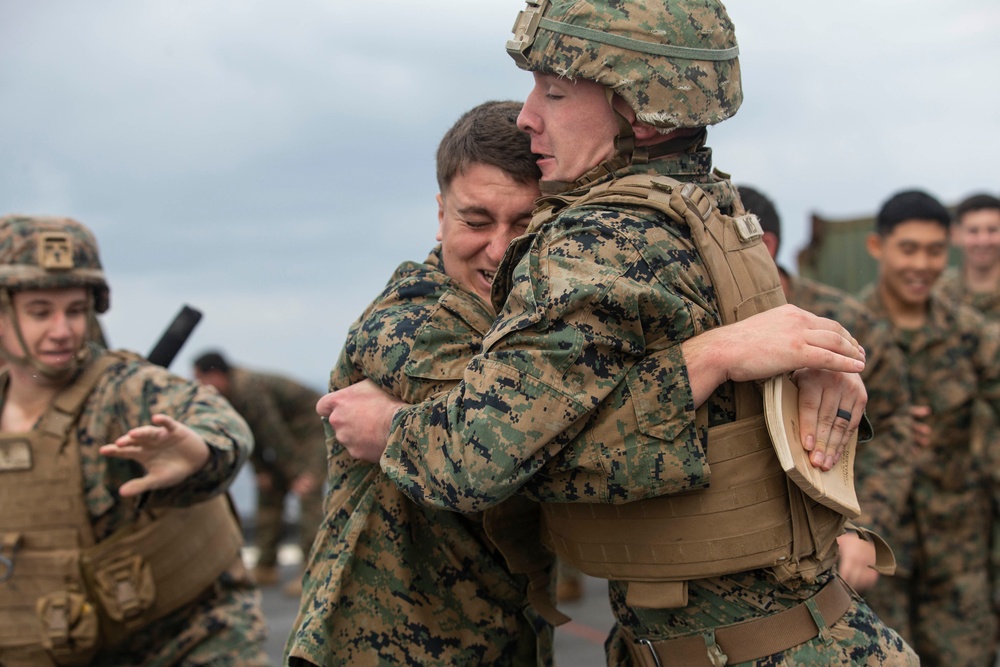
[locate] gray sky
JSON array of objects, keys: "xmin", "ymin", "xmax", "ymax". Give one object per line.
[{"xmin": 2, "ymin": 0, "xmax": 999, "ymax": 390}]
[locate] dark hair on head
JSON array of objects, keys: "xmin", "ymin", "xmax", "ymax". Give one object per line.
[
  {"xmin": 955, "ymin": 193, "xmax": 1000, "ymax": 224},
  {"xmin": 875, "ymin": 189, "xmax": 950, "ymax": 236},
  {"xmin": 737, "ymin": 185, "xmax": 781, "ymax": 250},
  {"xmin": 435, "ymin": 100, "xmax": 541, "ymax": 193},
  {"xmin": 193, "ymin": 350, "xmax": 230, "ymax": 374}
]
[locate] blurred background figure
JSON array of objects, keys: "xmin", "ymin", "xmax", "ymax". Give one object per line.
[
  {"xmin": 194, "ymin": 350, "xmax": 325, "ymax": 598},
  {"xmin": 936, "ymin": 193, "xmax": 1000, "ymax": 319}
]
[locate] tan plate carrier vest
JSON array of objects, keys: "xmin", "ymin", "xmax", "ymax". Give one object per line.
[
  {"xmin": 533, "ymin": 174, "xmax": 852, "ymax": 610},
  {"xmin": 0, "ymin": 351, "xmax": 244, "ymax": 667}
]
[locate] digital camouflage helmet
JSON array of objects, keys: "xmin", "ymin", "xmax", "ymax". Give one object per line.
[
  {"xmin": 0, "ymin": 215, "xmax": 110, "ymax": 313},
  {"xmin": 0, "ymin": 215, "xmax": 109, "ymax": 378},
  {"xmin": 506, "ymin": 0, "xmax": 742, "ymax": 130}
]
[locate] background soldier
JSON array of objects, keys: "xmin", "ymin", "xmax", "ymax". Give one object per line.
[
  {"xmin": 287, "ymin": 100, "xmax": 557, "ymax": 667},
  {"xmin": 324, "ymin": 0, "xmax": 916, "ymax": 664},
  {"xmin": 193, "ymin": 351, "xmax": 324, "ymax": 598},
  {"xmin": 0, "ymin": 215, "xmax": 267, "ymax": 667},
  {"xmin": 861, "ymin": 189, "xmax": 1000, "ymax": 665},
  {"xmin": 936, "ymin": 193, "xmax": 1000, "ymax": 319}
]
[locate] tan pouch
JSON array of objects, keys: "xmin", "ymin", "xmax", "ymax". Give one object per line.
[
  {"xmin": 35, "ymin": 592, "xmax": 100, "ymax": 666},
  {"xmin": 90, "ymin": 552, "xmax": 156, "ymax": 624}
]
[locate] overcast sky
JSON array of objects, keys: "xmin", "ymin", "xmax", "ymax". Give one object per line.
[{"xmin": 2, "ymin": 0, "xmax": 999, "ymax": 391}]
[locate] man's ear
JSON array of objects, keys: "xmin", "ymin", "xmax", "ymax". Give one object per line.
[
  {"xmin": 631, "ymin": 120, "xmax": 660, "ymax": 142},
  {"xmin": 761, "ymin": 231, "xmax": 780, "ymax": 261},
  {"xmin": 865, "ymin": 232, "xmax": 883, "ymax": 261},
  {"xmin": 435, "ymin": 193, "xmax": 445, "ymax": 243}
]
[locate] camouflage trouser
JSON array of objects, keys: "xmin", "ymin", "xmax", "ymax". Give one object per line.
[
  {"xmin": 865, "ymin": 476, "xmax": 997, "ymax": 667},
  {"xmin": 256, "ymin": 470, "xmax": 324, "ymax": 567},
  {"xmin": 606, "ymin": 595, "xmax": 918, "ymax": 666},
  {"xmin": 92, "ymin": 558, "xmax": 269, "ymax": 667}
]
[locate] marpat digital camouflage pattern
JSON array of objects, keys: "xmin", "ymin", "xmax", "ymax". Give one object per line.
[
  {"xmin": 507, "ymin": 0, "xmax": 741, "ymax": 129},
  {"xmin": 286, "ymin": 248, "xmax": 553, "ymax": 667},
  {"xmin": 368, "ymin": 0, "xmax": 918, "ymax": 662},
  {"xmin": 379, "ymin": 157, "xmax": 915, "ymax": 666},
  {"xmin": 0, "ymin": 215, "xmax": 109, "ymax": 312},
  {"xmin": 935, "ymin": 266, "xmax": 1000, "ymax": 320},
  {"xmin": 860, "ymin": 285, "xmax": 1000, "ymax": 665}
]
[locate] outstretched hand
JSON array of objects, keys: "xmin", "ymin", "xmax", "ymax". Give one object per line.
[
  {"xmin": 99, "ymin": 414, "xmax": 211, "ymax": 497},
  {"xmin": 317, "ymin": 379, "xmax": 405, "ymax": 464}
]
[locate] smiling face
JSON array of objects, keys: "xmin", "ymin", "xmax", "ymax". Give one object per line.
[
  {"xmin": 0, "ymin": 287, "xmax": 88, "ymax": 374},
  {"xmin": 867, "ymin": 219, "xmax": 950, "ymax": 317},
  {"xmin": 953, "ymin": 207, "xmax": 1000, "ymax": 274},
  {"xmin": 516, "ymin": 72, "xmax": 619, "ymax": 184},
  {"xmin": 436, "ymin": 162, "xmax": 540, "ymax": 303}
]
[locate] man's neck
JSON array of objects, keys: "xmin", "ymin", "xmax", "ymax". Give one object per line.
[
  {"xmin": 0, "ymin": 366, "xmax": 63, "ymax": 432},
  {"xmin": 963, "ymin": 261, "xmax": 1000, "ymax": 294},
  {"xmin": 877, "ymin": 282, "xmax": 928, "ymax": 330}
]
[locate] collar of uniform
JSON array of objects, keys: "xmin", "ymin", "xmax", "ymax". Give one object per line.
[{"xmin": 860, "ymin": 283, "xmax": 954, "ymax": 350}]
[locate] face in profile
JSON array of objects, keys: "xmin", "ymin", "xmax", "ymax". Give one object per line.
[{"xmin": 516, "ymin": 72, "xmax": 619, "ymax": 184}]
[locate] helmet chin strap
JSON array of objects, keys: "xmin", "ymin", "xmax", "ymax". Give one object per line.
[{"xmin": 0, "ymin": 289, "xmax": 90, "ymax": 383}]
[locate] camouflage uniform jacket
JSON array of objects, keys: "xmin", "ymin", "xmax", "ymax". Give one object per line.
[
  {"xmin": 380, "ymin": 151, "xmax": 852, "ymax": 642},
  {"xmin": 783, "ymin": 272, "xmax": 916, "ymax": 554},
  {"xmin": 287, "ymin": 247, "xmax": 552, "ymax": 667},
  {"xmin": 859, "ymin": 285, "xmax": 1000, "ymax": 566},
  {"xmin": 1, "ymin": 345, "xmax": 266, "ymax": 667},
  {"xmin": 935, "ymin": 265, "xmax": 1000, "ymax": 320},
  {"xmin": 226, "ymin": 368, "xmax": 324, "ymax": 480}
]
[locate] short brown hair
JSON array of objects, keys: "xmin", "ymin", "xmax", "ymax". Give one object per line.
[
  {"xmin": 956, "ymin": 193, "xmax": 1000, "ymax": 224},
  {"xmin": 435, "ymin": 100, "xmax": 540, "ymax": 193}
]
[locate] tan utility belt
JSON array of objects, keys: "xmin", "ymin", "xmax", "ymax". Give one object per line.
[{"xmin": 624, "ymin": 576, "xmax": 854, "ymax": 667}]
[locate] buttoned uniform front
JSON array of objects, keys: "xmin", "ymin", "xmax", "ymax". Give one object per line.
[
  {"xmin": 222, "ymin": 368, "xmax": 325, "ymax": 573},
  {"xmin": 286, "ymin": 247, "xmax": 554, "ymax": 667},
  {"xmin": 0, "ymin": 346, "xmax": 267, "ymax": 667},
  {"xmin": 379, "ymin": 148, "xmax": 916, "ymax": 665},
  {"xmin": 859, "ymin": 285, "xmax": 1000, "ymax": 666}
]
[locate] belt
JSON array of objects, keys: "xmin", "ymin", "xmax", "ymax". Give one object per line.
[{"xmin": 626, "ymin": 576, "xmax": 854, "ymax": 667}]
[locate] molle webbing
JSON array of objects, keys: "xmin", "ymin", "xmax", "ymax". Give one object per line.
[
  {"xmin": 0, "ymin": 353, "xmax": 122, "ymax": 664},
  {"xmin": 539, "ymin": 175, "xmax": 847, "ymax": 605}
]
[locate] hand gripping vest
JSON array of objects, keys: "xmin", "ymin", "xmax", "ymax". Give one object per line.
[
  {"xmin": 0, "ymin": 351, "xmax": 244, "ymax": 667},
  {"xmin": 533, "ymin": 174, "xmax": 851, "ymax": 609}
]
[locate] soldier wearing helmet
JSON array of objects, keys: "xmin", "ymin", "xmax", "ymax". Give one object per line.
[
  {"xmin": 0, "ymin": 215, "xmax": 268, "ymax": 666},
  {"xmin": 325, "ymin": 1, "xmax": 917, "ymax": 664}
]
